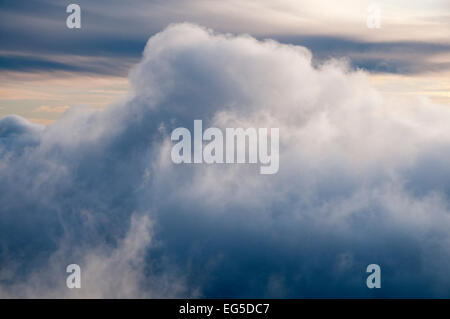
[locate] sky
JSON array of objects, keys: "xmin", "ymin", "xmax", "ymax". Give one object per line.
[
  {"xmin": 1, "ymin": 1, "xmax": 450, "ymax": 298},
  {"xmin": 0, "ymin": 0, "xmax": 449, "ymax": 124}
]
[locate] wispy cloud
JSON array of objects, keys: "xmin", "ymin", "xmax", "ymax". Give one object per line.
[
  {"xmin": 0, "ymin": 0, "xmax": 449, "ymax": 75},
  {"xmin": 34, "ymin": 105, "xmax": 69, "ymax": 113}
]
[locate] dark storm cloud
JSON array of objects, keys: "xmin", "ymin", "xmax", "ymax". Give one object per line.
[{"xmin": 1, "ymin": 24, "xmax": 450, "ymax": 297}]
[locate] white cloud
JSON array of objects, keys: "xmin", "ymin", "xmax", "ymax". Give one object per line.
[{"xmin": 1, "ymin": 23, "xmax": 450, "ymax": 297}]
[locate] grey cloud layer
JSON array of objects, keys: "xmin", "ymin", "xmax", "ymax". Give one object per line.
[
  {"xmin": 1, "ymin": 24, "xmax": 450, "ymax": 298},
  {"xmin": 1, "ymin": 0, "xmax": 449, "ymax": 76}
]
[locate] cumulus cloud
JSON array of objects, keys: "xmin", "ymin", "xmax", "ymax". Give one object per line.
[{"xmin": 1, "ymin": 23, "xmax": 450, "ymax": 298}]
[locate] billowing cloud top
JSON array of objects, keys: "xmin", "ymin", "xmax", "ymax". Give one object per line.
[{"xmin": 1, "ymin": 23, "xmax": 450, "ymax": 298}]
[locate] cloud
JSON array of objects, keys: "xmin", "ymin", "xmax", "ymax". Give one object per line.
[
  {"xmin": 0, "ymin": 54, "xmax": 137, "ymax": 76},
  {"xmin": 34, "ymin": 105, "xmax": 70, "ymax": 113},
  {"xmin": 0, "ymin": 214, "xmax": 190, "ymax": 298},
  {"xmin": 275, "ymin": 35, "xmax": 450, "ymax": 74},
  {"xmin": 1, "ymin": 1, "xmax": 449, "ymax": 76},
  {"xmin": 1, "ymin": 23, "xmax": 450, "ymax": 298}
]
